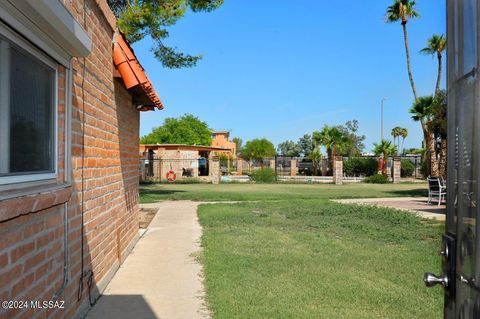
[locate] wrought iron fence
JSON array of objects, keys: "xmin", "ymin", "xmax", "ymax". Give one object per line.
[
  {"xmin": 341, "ymin": 155, "xmax": 423, "ymax": 178},
  {"xmin": 140, "ymin": 155, "xmax": 424, "ymax": 183}
]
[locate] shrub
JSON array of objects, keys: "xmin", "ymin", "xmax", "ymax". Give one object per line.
[
  {"xmin": 420, "ymin": 158, "xmax": 427, "ymax": 177},
  {"xmin": 343, "ymin": 158, "xmax": 378, "ymax": 177},
  {"xmin": 250, "ymin": 167, "xmax": 276, "ymax": 183},
  {"xmin": 400, "ymin": 159, "xmax": 415, "ymax": 177},
  {"xmin": 364, "ymin": 174, "xmax": 390, "ymax": 184}
]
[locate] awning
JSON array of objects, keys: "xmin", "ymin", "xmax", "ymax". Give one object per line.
[{"xmin": 113, "ymin": 33, "xmax": 163, "ymax": 111}]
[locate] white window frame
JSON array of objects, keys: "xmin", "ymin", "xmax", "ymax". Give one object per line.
[{"xmin": 0, "ymin": 22, "xmax": 58, "ymax": 185}]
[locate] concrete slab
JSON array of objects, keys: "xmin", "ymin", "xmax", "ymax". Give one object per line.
[
  {"xmin": 333, "ymin": 197, "xmax": 446, "ymax": 221},
  {"xmin": 86, "ymin": 201, "xmax": 209, "ymax": 319}
]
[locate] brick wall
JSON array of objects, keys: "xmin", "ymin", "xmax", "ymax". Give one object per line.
[{"xmin": 0, "ymin": 1, "xmax": 141, "ymax": 318}]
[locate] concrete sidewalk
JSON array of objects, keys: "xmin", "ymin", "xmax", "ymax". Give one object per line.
[
  {"xmin": 333, "ymin": 197, "xmax": 446, "ymax": 221},
  {"xmin": 86, "ymin": 201, "xmax": 209, "ymax": 319}
]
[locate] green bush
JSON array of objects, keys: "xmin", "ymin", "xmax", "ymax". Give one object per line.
[
  {"xmin": 401, "ymin": 159, "xmax": 415, "ymax": 177},
  {"xmin": 364, "ymin": 174, "xmax": 390, "ymax": 184},
  {"xmin": 343, "ymin": 158, "xmax": 378, "ymax": 177},
  {"xmin": 250, "ymin": 168, "xmax": 277, "ymax": 183},
  {"xmin": 420, "ymin": 159, "xmax": 427, "ymax": 177}
]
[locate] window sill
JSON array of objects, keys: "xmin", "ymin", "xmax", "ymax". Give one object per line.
[{"xmin": 0, "ymin": 184, "xmax": 72, "ymax": 222}]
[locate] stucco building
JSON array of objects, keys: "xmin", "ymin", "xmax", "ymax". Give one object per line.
[{"xmin": 211, "ymin": 131, "xmax": 236, "ymax": 158}]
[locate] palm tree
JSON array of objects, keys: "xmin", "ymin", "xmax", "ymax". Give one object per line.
[
  {"xmin": 386, "ymin": 0, "xmax": 420, "ymax": 100},
  {"xmin": 400, "ymin": 128, "xmax": 408, "ymax": 155},
  {"xmin": 373, "ymin": 140, "xmax": 398, "ymax": 175},
  {"xmin": 312, "ymin": 126, "xmax": 348, "ymax": 175},
  {"xmin": 420, "ymin": 34, "xmax": 447, "ymax": 96},
  {"xmin": 308, "ymin": 147, "xmax": 323, "ymax": 176},
  {"xmin": 410, "ymin": 96, "xmax": 439, "ymax": 176},
  {"xmin": 391, "ymin": 126, "xmax": 402, "ymax": 152},
  {"xmin": 429, "ymin": 90, "xmax": 447, "ymax": 178}
]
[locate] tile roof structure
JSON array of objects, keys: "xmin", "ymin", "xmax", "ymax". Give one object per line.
[{"xmin": 113, "ymin": 33, "xmax": 163, "ymax": 111}]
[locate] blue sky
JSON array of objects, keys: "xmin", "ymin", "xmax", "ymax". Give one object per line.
[{"xmin": 133, "ymin": 0, "xmax": 446, "ymax": 152}]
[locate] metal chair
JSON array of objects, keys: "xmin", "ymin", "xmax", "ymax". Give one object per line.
[{"xmin": 428, "ymin": 177, "xmax": 447, "ymax": 206}]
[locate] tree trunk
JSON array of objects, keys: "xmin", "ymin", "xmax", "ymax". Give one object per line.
[
  {"xmin": 327, "ymin": 148, "xmax": 333, "ymax": 176},
  {"xmin": 402, "ymin": 22, "xmax": 418, "ymax": 100},
  {"xmin": 435, "ymin": 52, "xmax": 442, "ymax": 97},
  {"xmin": 438, "ymin": 137, "xmax": 447, "ymax": 179},
  {"xmin": 401, "ymin": 138, "xmax": 405, "ymax": 155},
  {"xmin": 426, "ymin": 132, "xmax": 439, "ymax": 177}
]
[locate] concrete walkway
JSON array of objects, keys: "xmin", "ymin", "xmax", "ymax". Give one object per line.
[
  {"xmin": 86, "ymin": 201, "xmax": 209, "ymax": 319},
  {"xmin": 333, "ymin": 197, "xmax": 446, "ymax": 221}
]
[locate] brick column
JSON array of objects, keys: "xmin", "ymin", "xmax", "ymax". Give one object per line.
[
  {"xmin": 210, "ymin": 157, "xmax": 220, "ymax": 184},
  {"xmin": 237, "ymin": 159, "xmax": 243, "ymax": 175},
  {"xmin": 270, "ymin": 159, "xmax": 276, "ymax": 170},
  {"xmin": 290, "ymin": 159, "xmax": 298, "ymax": 176},
  {"xmin": 392, "ymin": 157, "xmax": 401, "ymax": 183},
  {"xmin": 333, "ymin": 156, "xmax": 343, "ymax": 185}
]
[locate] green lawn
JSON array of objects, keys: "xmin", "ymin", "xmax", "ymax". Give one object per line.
[
  {"xmin": 139, "ymin": 183, "xmax": 443, "ymax": 318},
  {"xmin": 140, "ymin": 182, "xmax": 427, "ymax": 203}
]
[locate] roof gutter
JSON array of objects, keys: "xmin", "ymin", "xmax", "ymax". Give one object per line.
[{"xmin": 5, "ymin": 0, "xmax": 91, "ymax": 58}]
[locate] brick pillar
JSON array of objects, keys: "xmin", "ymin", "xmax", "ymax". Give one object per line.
[
  {"xmin": 333, "ymin": 156, "xmax": 343, "ymax": 185},
  {"xmin": 270, "ymin": 159, "xmax": 276, "ymax": 170},
  {"xmin": 237, "ymin": 159, "xmax": 243, "ymax": 175},
  {"xmin": 290, "ymin": 159, "xmax": 298, "ymax": 176},
  {"xmin": 392, "ymin": 157, "xmax": 401, "ymax": 183},
  {"xmin": 210, "ymin": 157, "xmax": 220, "ymax": 184}
]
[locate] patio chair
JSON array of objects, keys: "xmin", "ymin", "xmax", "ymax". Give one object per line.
[{"xmin": 428, "ymin": 177, "xmax": 446, "ymax": 206}]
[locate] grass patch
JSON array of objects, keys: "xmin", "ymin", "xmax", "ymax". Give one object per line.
[
  {"xmin": 140, "ymin": 183, "xmax": 427, "ymax": 203},
  {"xmin": 198, "ymin": 200, "xmax": 443, "ymax": 318}
]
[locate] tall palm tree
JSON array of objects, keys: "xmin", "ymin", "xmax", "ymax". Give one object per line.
[
  {"xmin": 313, "ymin": 126, "xmax": 348, "ymax": 175},
  {"xmin": 373, "ymin": 140, "xmax": 398, "ymax": 175},
  {"xmin": 391, "ymin": 126, "xmax": 402, "ymax": 152},
  {"xmin": 410, "ymin": 96, "xmax": 439, "ymax": 176},
  {"xmin": 420, "ymin": 34, "xmax": 447, "ymax": 96},
  {"xmin": 400, "ymin": 128, "xmax": 408, "ymax": 155},
  {"xmin": 386, "ymin": 0, "xmax": 420, "ymax": 100},
  {"xmin": 430, "ymin": 90, "xmax": 447, "ymax": 178}
]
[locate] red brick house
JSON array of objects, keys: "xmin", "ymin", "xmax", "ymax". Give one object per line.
[{"xmin": 0, "ymin": 1, "xmax": 162, "ymax": 318}]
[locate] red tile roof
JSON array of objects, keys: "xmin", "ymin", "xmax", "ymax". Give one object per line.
[{"xmin": 113, "ymin": 33, "xmax": 163, "ymax": 111}]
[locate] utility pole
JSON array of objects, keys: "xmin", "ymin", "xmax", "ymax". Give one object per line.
[{"xmin": 381, "ymin": 98, "xmax": 386, "ymax": 141}]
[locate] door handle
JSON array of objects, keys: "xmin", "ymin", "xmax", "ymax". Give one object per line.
[{"xmin": 424, "ymin": 272, "xmax": 448, "ymax": 288}]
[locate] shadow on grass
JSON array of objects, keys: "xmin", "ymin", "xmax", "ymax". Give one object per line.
[
  {"xmin": 418, "ymin": 208, "xmax": 446, "ymax": 214},
  {"xmin": 139, "ymin": 189, "xmax": 187, "ymax": 196}
]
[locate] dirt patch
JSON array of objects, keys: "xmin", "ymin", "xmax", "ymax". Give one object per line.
[{"xmin": 139, "ymin": 208, "xmax": 158, "ymax": 229}]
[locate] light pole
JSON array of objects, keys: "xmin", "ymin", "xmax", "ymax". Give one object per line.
[{"xmin": 381, "ymin": 98, "xmax": 386, "ymax": 141}]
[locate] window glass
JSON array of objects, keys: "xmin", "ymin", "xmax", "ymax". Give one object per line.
[
  {"xmin": 0, "ymin": 34, "xmax": 55, "ymax": 177},
  {"xmin": 463, "ymin": 0, "xmax": 477, "ymax": 74}
]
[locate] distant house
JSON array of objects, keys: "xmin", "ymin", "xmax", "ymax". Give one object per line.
[
  {"xmin": 211, "ymin": 131, "xmax": 237, "ymax": 158},
  {"xmin": 0, "ymin": 1, "xmax": 162, "ymax": 318},
  {"xmin": 139, "ymin": 144, "xmax": 230, "ymax": 182}
]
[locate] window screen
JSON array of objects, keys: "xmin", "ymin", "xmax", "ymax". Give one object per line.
[{"xmin": 0, "ymin": 35, "xmax": 55, "ymax": 177}]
